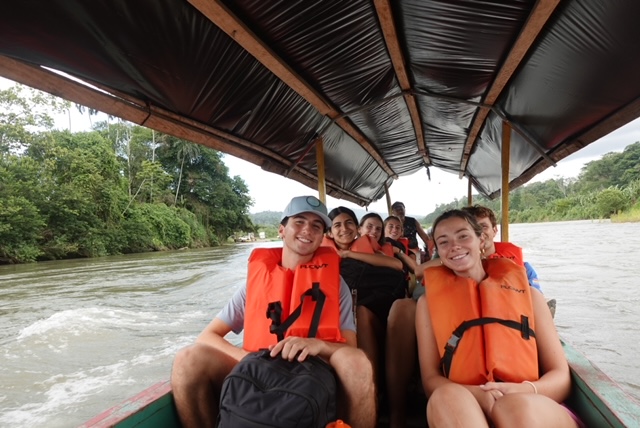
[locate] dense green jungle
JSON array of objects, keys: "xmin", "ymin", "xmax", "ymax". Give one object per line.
[
  {"xmin": 422, "ymin": 142, "xmax": 640, "ymax": 226},
  {"xmin": 2, "ymin": 84, "xmax": 640, "ymax": 263},
  {"xmin": 1, "ymin": 85, "xmax": 253, "ymax": 263}
]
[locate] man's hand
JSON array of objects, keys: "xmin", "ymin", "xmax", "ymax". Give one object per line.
[{"xmin": 268, "ymin": 337, "xmax": 326, "ymax": 362}]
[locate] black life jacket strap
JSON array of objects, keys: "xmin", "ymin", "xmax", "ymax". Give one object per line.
[
  {"xmin": 266, "ymin": 301, "xmax": 284, "ymax": 341},
  {"xmin": 441, "ymin": 315, "xmax": 535, "ymax": 378},
  {"xmin": 268, "ymin": 282, "xmax": 326, "ymax": 340}
]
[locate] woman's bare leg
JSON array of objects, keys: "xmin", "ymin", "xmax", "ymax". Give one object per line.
[
  {"xmin": 356, "ymin": 305, "xmax": 383, "ymax": 385},
  {"xmin": 385, "ymin": 298, "xmax": 417, "ymax": 428}
]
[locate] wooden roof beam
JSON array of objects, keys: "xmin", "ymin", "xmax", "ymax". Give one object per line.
[
  {"xmin": 373, "ymin": 0, "xmax": 430, "ymax": 166},
  {"xmin": 459, "ymin": 0, "xmax": 562, "ymax": 176},
  {"xmin": 188, "ymin": 0, "xmax": 397, "ymax": 178}
]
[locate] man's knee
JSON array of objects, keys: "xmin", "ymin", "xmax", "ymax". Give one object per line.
[
  {"xmin": 332, "ymin": 347, "xmax": 374, "ymax": 386},
  {"xmin": 172, "ymin": 345, "xmax": 202, "ymax": 387},
  {"xmin": 171, "ymin": 344, "xmax": 230, "ymax": 386}
]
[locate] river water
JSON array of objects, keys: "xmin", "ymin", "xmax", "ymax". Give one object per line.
[{"xmin": 0, "ymin": 220, "xmax": 639, "ymax": 427}]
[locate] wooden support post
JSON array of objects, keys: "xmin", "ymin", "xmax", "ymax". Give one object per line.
[
  {"xmin": 467, "ymin": 178, "xmax": 473, "ymax": 206},
  {"xmin": 501, "ymin": 121, "xmax": 511, "ymax": 241},
  {"xmin": 315, "ymin": 137, "xmax": 326, "ymax": 204},
  {"xmin": 384, "ymin": 182, "xmax": 392, "ymax": 215}
]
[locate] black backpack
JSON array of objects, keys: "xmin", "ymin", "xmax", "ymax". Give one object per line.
[
  {"xmin": 217, "ymin": 349, "xmax": 337, "ymax": 427},
  {"xmin": 218, "ymin": 282, "xmax": 338, "ymax": 427}
]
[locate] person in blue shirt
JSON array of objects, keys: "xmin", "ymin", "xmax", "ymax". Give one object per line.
[{"xmin": 462, "ymin": 205, "xmax": 542, "ymax": 293}]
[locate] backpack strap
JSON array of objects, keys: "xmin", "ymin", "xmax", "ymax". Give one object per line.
[{"xmin": 268, "ymin": 282, "xmax": 326, "ymax": 340}]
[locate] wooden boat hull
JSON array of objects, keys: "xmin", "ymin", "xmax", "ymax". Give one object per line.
[{"xmin": 80, "ymin": 341, "xmax": 640, "ymax": 428}]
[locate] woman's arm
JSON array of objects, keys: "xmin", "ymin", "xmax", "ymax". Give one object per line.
[
  {"xmin": 416, "ymin": 295, "xmax": 454, "ymax": 395},
  {"xmin": 415, "ymin": 219, "xmax": 431, "ymax": 249},
  {"xmin": 413, "ymin": 258, "xmax": 442, "ymax": 279},
  {"xmin": 339, "ymin": 249, "xmax": 403, "ymax": 270},
  {"xmin": 526, "ymin": 289, "xmax": 572, "ymax": 401},
  {"xmin": 395, "ymin": 247, "xmax": 418, "ymax": 273}
]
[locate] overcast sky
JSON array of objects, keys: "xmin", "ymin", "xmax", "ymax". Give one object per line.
[{"xmin": 3, "ymin": 77, "xmax": 639, "ymax": 216}]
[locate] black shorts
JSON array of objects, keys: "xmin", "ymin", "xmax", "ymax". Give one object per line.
[{"xmin": 340, "ymin": 258, "xmax": 406, "ymax": 323}]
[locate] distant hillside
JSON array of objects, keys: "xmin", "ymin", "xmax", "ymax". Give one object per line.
[{"xmin": 250, "ymin": 211, "xmax": 282, "ymax": 226}]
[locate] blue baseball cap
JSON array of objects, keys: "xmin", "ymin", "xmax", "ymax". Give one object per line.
[{"xmin": 281, "ymin": 196, "xmax": 332, "ymax": 229}]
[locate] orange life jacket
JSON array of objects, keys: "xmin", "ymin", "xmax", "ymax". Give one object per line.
[
  {"xmin": 243, "ymin": 247, "xmax": 345, "ymax": 352},
  {"xmin": 321, "ymin": 234, "xmax": 378, "ymax": 254},
  {"xmin": 425, "ymin": 258, "xmax": 538, "ymax": 384},
  {"xmin": 350, "ymin": 235, "xmax": 378, "ymax": 254},
  {"xmin": 398, "ymin": 237, "xmax": 410, "ymax": 254},
  {"xmin": 489, "ymin": 241, "xmax": 524, "ymax": 267},
  {"xmin": 379, "ymin": 241, "xmax": 396, "ymax": 257},
  {"xmin": 321, "ymin": 235, "xmax": 338, "ymax": 250}
]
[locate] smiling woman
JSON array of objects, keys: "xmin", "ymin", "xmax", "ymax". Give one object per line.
[{"xmin": 419, "ymin": 209, "xmax": 581, "ymax": 428}]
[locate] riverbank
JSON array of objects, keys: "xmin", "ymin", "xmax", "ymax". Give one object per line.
[{"xmin": 611, "ymin": 202, "xmax": 640, "ymax": 222}]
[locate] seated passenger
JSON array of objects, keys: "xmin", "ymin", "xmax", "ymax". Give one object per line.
[
  {"xmin": 384, "ymin": 215, "xmax": 441, "ymax": 428},
  {"xmin": 170, "ymin": 196, "xmax": 376, "ymax": 427},
  {"xmin": 391, "ymin": 201, "xmax": 432, "ymax": 262},
  {"xmin": 324, "ymin": 207, "xmax": 405, "ymax": 390},
  {"xmin": 387, "ymin": 206, "xmax": 549, "ymax": 428},
  {"xmin": 462, "ymin": 204, "xmax": 541, "ymax": 292},
  {"xmin": 384, "ymin": 215, "xmax": 418, "ymax": 276},
  {"xmin": 416, "ymin": 209, "xmax": 581, "ymax": 427}
]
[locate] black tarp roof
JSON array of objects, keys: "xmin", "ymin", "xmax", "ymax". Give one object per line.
[{"xmin": 1, "ymin": 0, "xmax": 639, "ymax": 206}]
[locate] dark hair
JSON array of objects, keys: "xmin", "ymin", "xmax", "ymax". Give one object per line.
[
  {"xmin": 328, "ymin": 206, "xmax": 358, "ymax": 224},
  {"xmin": 461, "ymin": 205, "xmax": 498, "ymax": 228},
  {"xmin": 359, "ymin": 212, "xmax": 385, "ymax": 245},
  {"xmin": 391, "ymin": 201, "xmax": 405, "ymax": 209},
  {"xmin": 431, "ymin": 209, "xmax": 483, "ymax": 250}
]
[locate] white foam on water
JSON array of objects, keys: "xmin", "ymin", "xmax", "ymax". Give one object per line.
[
  {"xmin": 17, "ymin": 307, "xmax": 162, "ymax": 340},
  {"xmin": 0, "ymin": 361, "xmax": 135, "ymax": 427}
]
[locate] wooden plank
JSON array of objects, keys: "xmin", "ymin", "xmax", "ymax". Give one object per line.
[
  {"xmin": 187, "ymin": 0, "xmax": 397, "ymax": 179},
  {"xmin": 501, "ymin": 121, "xmax": 511, "ymax": 241},
  {"xmin": 316, "ymin": 137, "xmax": 327, "ymax": 204},
  {"xmin": 374, "ymin": 0, "xmax": 430, "ymax": 166},
  {"xmin": 0, "ymin": 55, "xmax": 371, "ymax": 207},
  {"xmin": 563, "ymin": 341, "xmax": 640, "ymax": 427},
  {"xmin": 460, "ymin": 0, "xmax": 562, "ymax": 172},
  {"xmin": 78, "ymin": 381, "xmax": 178, "ymax": 428}
]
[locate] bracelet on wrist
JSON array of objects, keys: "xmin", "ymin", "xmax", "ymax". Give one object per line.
[{"xmin": 522, "ymin": 380, "xmax": 537, "ymax": 394}]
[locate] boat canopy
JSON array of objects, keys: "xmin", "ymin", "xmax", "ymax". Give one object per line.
[{"xmin": 1, "ymin": 0, "xmax": 639, "ymax": 206}]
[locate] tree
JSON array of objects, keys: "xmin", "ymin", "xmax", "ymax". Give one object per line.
[
  {"xmin": 0, "ymin": 85, "xmax": 59, "ymax": 156},
  {"xmin": 173, "ymin": 139, "xmax": 201, "ymax": 205},
  {"xmin": 0, "ymin": 154, "xmax": 47, "ymax": 262},
  {"xmin": 0, "ymin": 87, "xmax": 255, "ymax": 263},
  {"xmin": 596, "ymin": 188, "xmax": 628, "ymax": 218}
]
